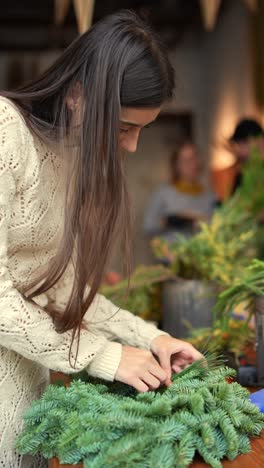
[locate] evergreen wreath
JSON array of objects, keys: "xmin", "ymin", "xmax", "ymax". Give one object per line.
[{"xmin": 17, "ymin": 358, "xmax": 264, "ymax": 468}]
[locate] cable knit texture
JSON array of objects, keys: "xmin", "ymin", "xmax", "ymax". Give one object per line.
[{"xmin": 0, "ymin": 97, "xmax": 167, "ymax": 468}]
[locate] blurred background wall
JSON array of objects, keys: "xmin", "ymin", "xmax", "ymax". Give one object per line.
[{"xmin": 0, "ymin": 0, "xmax": 261, "ymax": 269}]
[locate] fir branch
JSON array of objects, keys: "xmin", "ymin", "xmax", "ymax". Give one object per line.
[{"xmin": 17, "ymin": 359, "xmax": 264, "ymax": 467}]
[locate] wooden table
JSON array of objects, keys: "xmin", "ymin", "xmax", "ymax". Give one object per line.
[{"xmin": 49, "ymin": 431, "xmax": 264, "ymax": 468}]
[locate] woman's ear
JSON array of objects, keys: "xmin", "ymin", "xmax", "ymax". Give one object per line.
[
  {"xmin": 66, "ymin": 82, "xmax": 82, "ymax": 112},
  {"xmin": 66, "ymin": 96, "xmax": 78, "ymax": 112}
]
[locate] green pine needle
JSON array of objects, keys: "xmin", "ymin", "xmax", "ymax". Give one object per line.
[{"xmin": 17, "ymin": 358, "xmax": 264, "ymax": 467}]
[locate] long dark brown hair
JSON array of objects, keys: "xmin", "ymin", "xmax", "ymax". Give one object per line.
[{"xmin": 2, "ymin": 10, "xmax": 174, "ymax": 357}]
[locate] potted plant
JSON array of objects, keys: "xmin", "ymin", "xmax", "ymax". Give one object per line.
[
  {"xmin": 151, "ymin": 209, "xmax": 255, "ymax": 338},
  {"xmin": 101, "ymin": 264, "xmax": 174, "ymax": 323},
  {"xmin": 184, "ymin": 258, "xmax": 264, "ymax": 372},
  {"xmin": 213, "ymin": 259, "xmax": 264, "ymax": 376},
  {"xmin": 151, "ymin": 148, "xmax": 264, "ymax": 340}
]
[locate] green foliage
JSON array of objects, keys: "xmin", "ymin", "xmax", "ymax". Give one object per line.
[
  {"xmin": 185, "ymin": 259, "xmax": 264, "ymax": 357},
  {"xmin": 189, "ymin": 258, "xmax": 264, "ymax": 357},
  {"xmin": 214, "ymin": 259, "xmax": 264, "ymax": 324},
  {"xmin": 152, "ymin": 210, "xmax": 255, "ymax": 285},
  {"xmin": 186, "ymin": 316, "xmax": 255, "ymax": 358},
  {"xmin": 152, "ymin": 151, "xmax": 264, "ymax": 357},
  {"xmin": 152, "ymin": 148, "xmax": 264, "ymax": 285},
  {"xmin": 17, "ymin": 361, "xmax": 264, "ymax": 467},
  {"xmin": 233, "ymin": 146, "xmax": 264, "ymax": 218},
  {"xmin": 101, "ymin": 264, "xmax": 174, "ymax": 321}
]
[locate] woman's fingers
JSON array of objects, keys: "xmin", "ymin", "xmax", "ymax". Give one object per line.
[
  {"xmin": 171, "ymin": 357, "xmax": 187, "ymax": 367},
  {"xmin": 134, "ymin": 378, "xmax": 149, "ymax": 393},
  {"xmin": 154, "ymin": 348, "xmax": 172, "ymax": 381},
  {"xmin": 180, "ymin": 348, "xmax": 203, "ymax": 361},
  {"xmin": 114, "ymin": 342, "xmax": 204, "ymax": 393},
  {"xmin": 151, "ymin": 336, "xmax": 206, "ymax": 384},
  {"xmin": 142, "ymin": 373, "xmax": 161, "ymax": 390},
  {"xmin": 115, "ymin": 346, "xmax": 168, "ymax": 392},
  {"xmin": 171, "ymin": 364, "xmax": 182, "ymax": 373},
  {"xmin": 148, "ymin": 361, "xmax": 167, "ymax": 383}
]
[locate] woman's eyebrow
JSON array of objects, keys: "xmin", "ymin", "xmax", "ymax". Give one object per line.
[
  {"xmin": 120, "ymin": 119, "xmax": 156, "ymax": 128},
  {"xmin": 120, "ymin": 120, "xmax": 141, "ymax": 128}
]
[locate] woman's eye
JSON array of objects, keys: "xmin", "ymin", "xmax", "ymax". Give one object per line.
[{"xmin": 120, "ymin": 128, "xmax": 129, "ymax": 133}]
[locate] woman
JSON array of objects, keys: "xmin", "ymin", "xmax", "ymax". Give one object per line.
[
  {"xmin": 0, "ymin": 11, "xmax": 203, "ymax": 467},
  {"xmin": 143, "ymin": 141, "xmax": 215, "ymax": 239}
]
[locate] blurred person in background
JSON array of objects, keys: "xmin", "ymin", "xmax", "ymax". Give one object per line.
[
  {"xmin": 229, "ymin": 118, "xmax": 264, "ymax": 195},
  {"xmin": 143, "ymin": 141, "xmax": 216, "ymax": 240}
]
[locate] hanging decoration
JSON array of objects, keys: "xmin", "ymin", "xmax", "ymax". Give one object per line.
[
  {"xmin": 73, "ymin": 0, "xmax": 95, "ymax": 34},
  {"xmin": 54, "ymin": 0, "xmax": 71, "ymax": 26},
  {"xmin": 54, "ymin": 0, "xmax": 258, "ymax": 34},
  {"xmin": 200, "ymin": 0, "xmax": 221, "ymax": 31},
  {"xmin": 54, "ymin": 0, "xmax": 95, "ymax": 34},
  {"xmin": 200, "ymin": 0, "xmax": 258, "ymax": 31}
]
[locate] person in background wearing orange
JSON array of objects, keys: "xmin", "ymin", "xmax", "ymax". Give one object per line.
[{"xmin": 229, "ymin": 118, "xmax": 264, "ymax": 195}]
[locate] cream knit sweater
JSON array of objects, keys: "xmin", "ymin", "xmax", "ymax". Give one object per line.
[{"xmin": 0, "ymin": 97, "xmax": 166, "ymax": 468}]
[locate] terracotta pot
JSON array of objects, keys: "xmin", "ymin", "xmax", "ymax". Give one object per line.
[
  {"xmin": 49, "ymin": 459, "xmax": 82, "ymax": 468},
  {"xmin": 241, "ymin": 343, "xmax": 257, "ymax": 366},
  {"xmin": 50, "ymin": 372, "xmax": 71, "ymax": 386}
]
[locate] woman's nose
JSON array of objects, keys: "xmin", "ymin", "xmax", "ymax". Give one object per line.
[{"xmin": 120, "ymin": 129, "xmax": 140, "ymax": 153}]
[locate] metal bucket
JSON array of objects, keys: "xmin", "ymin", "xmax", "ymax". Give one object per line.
[{"xmin": 161, "ymin": 278, "xmax": 216, "ymax": 338}]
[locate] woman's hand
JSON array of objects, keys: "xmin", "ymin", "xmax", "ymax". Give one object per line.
[
  {"xmin": 151, "ymin": 335, "xmax": 204, "ymax": 385},
  {"xmin": 115, "ymin": 345, "xmax": 167, "ymax": 392}
]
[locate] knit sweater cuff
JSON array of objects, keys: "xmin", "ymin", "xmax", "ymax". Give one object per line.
[
  {"xmin": 138, "ymin": 327, "xmax": 169, "ymax": 350},
  {"xmin": 87, "ymin": 341, "xmax": 122, "ymax": 382}
]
